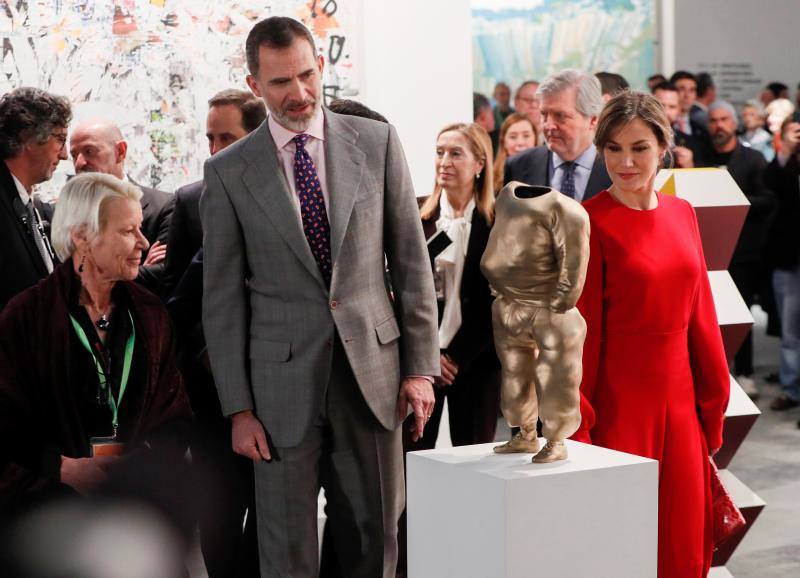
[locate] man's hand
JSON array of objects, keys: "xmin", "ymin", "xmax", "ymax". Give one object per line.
[
  {"xmin": 143, "ymin": 241, "xmax": 167, "ymax": 267},
  {"xmin": 673, "ymin": 146, "xmax": 694, "ymax": 168},
  {"xmin": 435, "ymin": 354, "xmax": 459, "ymax": 387},
  {"xmin": 60, "ymin": 455, "xmax": 118, "ymax": 494},
  {"xmin": 232, "ymin": 410, "xmax": 271, "ymax": 462},
  {"xmin": 397, "ymin": 377, "xmax": 435, "ymax": 442}
]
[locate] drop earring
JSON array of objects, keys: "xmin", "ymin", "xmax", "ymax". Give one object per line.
[{"xmin": 78, "ymin": 254, "xmax": 86, "ymax": 273}]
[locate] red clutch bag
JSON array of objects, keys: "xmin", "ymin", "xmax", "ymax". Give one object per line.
[{"xmin": 710, "ymin": 458, "xmax": 746, "ymax": 548}]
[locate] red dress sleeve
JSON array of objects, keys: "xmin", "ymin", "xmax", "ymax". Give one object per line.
[
  {"xmin": 686, "ymin": 203, "xmax": 730, "ymax": 451},
  {"xmin": 571, "ymin": 220, "xmax": 602, "ymax": 443}
]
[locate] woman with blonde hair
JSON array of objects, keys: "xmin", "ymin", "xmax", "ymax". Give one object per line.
[
  {"xmin": 412, "ymin": 122, "xmax": 500, "ymax": 449},
  {"xmin": 492, "ymin": 112, "xmax": 538, "ymax": 193}
]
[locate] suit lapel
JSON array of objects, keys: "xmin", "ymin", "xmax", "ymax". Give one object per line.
[
  {"xmin": 324, "ymin": 110, "xmax": 364, "ymax": 265},
  {"xmin": 584, "ymin": 155, "xmax": 609, "ymax": 201},
  {"xmin": 530, "ymin": 148, "xmax": 551, "ymax": 187},
  {"xmin": 0, "ymin": 164, "xmax": 47, "ymax": 276},
  {"xmin": 239, "ymin": 123, "xmax": 326, "ymax": 288}
]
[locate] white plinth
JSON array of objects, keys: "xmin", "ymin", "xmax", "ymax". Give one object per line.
[{"xmin": 407, "ymin": 441, "xmax": 658, "ymax": 578}]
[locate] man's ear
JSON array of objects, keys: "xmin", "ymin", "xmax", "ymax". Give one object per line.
[
  {"xmin": 246, "ymin": 75, "xmax": 263, "ymax": 98},
  {"xmin": 115, "ymin": 140, "xmax": 128, "ymax": 164}
]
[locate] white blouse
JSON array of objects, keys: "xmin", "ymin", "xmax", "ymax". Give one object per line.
[{"xmin": 433, "ymin": 193, "xmax": 475, "ymax": 349}]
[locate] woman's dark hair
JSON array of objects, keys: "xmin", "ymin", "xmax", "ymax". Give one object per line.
[
  {"xmin": 245, "ymin": 16, "xmax": 316, "ymax": 76},
  {"xmin": 0, "ymin": 87, "xmax": 72, "ymax": 160}
]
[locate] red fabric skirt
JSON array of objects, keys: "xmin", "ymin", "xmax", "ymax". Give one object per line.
[{"xmin": 591, "ymin": 330, "xmax": 713, "ymax": 578}]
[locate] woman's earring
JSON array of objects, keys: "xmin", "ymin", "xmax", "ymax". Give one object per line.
[
  {"xmin": 476, "ymin": 171, "xmax": 481, "ymax": 179},
  {"xmin": 78, "ymin": 254, "xmax": 86, "ymax": 273}
]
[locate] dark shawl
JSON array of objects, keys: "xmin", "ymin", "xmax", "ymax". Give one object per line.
[{"xmin": 0, "ymin": 261, "xmax": 192, "ymax": 515}]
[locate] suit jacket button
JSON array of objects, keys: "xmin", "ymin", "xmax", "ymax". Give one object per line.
[
  {"xmin": 326, "ymin": 338, "xmax": 333, "ymax": 348},
  {"xmin": 330, "ymin": 300, "xmax": 338, "ymax": 310}
]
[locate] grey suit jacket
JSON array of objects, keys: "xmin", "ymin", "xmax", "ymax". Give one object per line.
[{"xmin": 200, "ymin": 109, "xmax": 439, "ymax": 448}]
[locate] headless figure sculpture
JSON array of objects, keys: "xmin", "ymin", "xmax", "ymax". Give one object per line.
[{"xmin": 480, "ymin": 182, "xmax": 590, "ymax": 463}]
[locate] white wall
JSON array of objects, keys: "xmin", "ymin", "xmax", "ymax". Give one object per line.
[
  {"xmin": 359, "ymin": 0, "xmax": 473, "ymax": 196},
  {"xmin": 671, "ymin": 0, "xmax": 800, "ymax": 106}
]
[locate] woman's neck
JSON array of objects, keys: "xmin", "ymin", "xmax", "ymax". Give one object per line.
[
  {"xmin": 74, "ymin": 258, "xmax": 114, "ymax": 311},
  {"xmin": 608, "ymin": 184, "xmax": 658, "ymax": 211},
  {"xmin": 444, "ymin": 188, "xmax": 474, "ymax": 217}
]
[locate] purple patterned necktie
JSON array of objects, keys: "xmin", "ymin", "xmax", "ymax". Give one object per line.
[
  {"xmin": 561, "ymin": 161, "xmax": 576, "ymax": 199},
  {"xmin": 293, "ymin": 134, "xmax": 332, "ymax": 286}
]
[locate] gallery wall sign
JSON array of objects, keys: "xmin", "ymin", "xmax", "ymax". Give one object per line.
[{"xmin": 0, "ymin": 0, "xmax": 360, "ymax": 197}]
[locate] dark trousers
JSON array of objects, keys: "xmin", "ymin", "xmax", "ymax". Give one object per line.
[
  {"xmin": 395, "ymin": 361, "xmax": 501, "ymax": 576},
  {"xmin": 729, "ymin": 262, "xmax": 759, "ymax": 376},
  {"xmin": 193, "ymin": 425, "xmax": 259, "ymax": 578}
]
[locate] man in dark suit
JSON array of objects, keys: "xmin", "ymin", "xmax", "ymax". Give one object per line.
[
  {"xmin": 161, "ymin": 89, "xmax": 266, "ymax": 299},
  {"xmin": 69, "ymin": 119, "xmax": 174, "ymax": 292},
  {"xmin": 504, "ymin": 69, "xmax": 610, "ymax": 202},
  {"xmin": 0, "ymin": 87, "xmax": 72, "ymax": 310},
  {"xmin": 702, "ymin": 101, "xmax": 776, "ymax": 399},
  {"xmin": 653, "ymin": 81, "xmax": 711, "ymax": 168},
  {"xmin": 163, "ymin": 89, "xmax": 266, "ymax": 578}
]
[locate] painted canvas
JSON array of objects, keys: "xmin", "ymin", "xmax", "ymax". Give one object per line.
[
  {"xmin": 0, "ymin": 0, "xmax": 360, "ymax": 198},
  {"xmin": 473, "ymin": 0, "xmax": 656, "ymax": 96}
]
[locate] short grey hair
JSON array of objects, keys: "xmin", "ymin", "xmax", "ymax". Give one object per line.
[
  {"xmin": 742, "ymin": 99, "xmax": 765, "ymax": 117},
  {"xmin": 51, "ymin": 173, "xmax": 143, "ymax": 261},
  {"xmin": 537, "ymin": 69, "xmax": 604, "ymax": 118},
  {"xmin": 709, "ymin": 100, "xmax": 739, "ymax": 123}
]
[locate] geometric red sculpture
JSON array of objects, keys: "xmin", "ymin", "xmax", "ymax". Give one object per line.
[{"xmin": 657, "ymin": 168, "xmax": 763, "ymax": 576}]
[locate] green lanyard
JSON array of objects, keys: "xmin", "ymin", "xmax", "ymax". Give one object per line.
[{"xmin": 69, "ymin": 310, "xmax": 135, "ymax": 438}]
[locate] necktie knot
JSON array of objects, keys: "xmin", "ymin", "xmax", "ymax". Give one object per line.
[{"xmin": 293, "ymin": 134, "xmax": 310, "ymax": 150}]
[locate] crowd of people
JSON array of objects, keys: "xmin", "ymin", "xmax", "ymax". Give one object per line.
[
  {"xmin": 474, "ymin": 70, "xmax": 800, "ymax": 411},
  {"xmin": 0, "ymin": 13, "xmax": 798, "ymax": 578}
]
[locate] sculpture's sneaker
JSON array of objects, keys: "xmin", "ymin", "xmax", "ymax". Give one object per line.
[
  {"xmin": 493, "ymin": 432, "xmax": 539, "ymax": 454},
  {"xmin": 532, "ymin": 440, "xmax": 567, "ymax": 463}
]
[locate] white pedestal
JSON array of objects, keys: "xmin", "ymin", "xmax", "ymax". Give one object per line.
[{"xmin": 407, "ymin": 441, "xmax": 658, "ymax": 578}]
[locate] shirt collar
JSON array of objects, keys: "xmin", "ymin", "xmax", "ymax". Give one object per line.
[
  {"xmin": 268, "ymin": 107, "xmax": 326, "ymax": 149},
  {"xmin": 552, "ymin": 144, "xmax": 597, "ymax": 171},
  {"xmin": 10, "ymin": 172, "xmax": 31, "ymax": 205}
]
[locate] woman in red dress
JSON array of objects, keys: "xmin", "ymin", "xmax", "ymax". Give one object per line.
[{"xmin": 572, "ymin": 92, "xmax": 730, "ymax": 577}]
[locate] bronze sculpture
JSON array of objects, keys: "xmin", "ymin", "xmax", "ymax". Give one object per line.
[{"xmin": 480, "ymin": 182, "xmax": 590, "ymax": 463}]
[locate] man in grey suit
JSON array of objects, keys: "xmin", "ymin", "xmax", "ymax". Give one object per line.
[
  {"xmin": 504, "ymin": 69, "xmax": 610, "ymax": 202},
  {"xmin": 201, "ymin": 16, "xmax": 439, "ymax": 578}
]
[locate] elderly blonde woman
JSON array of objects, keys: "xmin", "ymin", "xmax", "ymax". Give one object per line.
[{"xmin": 0, "ymin": 172, "xmax": 191, "ymax": 516}]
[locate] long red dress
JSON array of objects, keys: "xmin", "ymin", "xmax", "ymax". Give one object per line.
[{"xmin": 572, "ymin": 191, "xmax": 730, "ymax": 578}]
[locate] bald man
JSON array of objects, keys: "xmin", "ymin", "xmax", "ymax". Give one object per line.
[{"xmin": 69, "ymin": 119, "xmax": 174, "ymax": 292}]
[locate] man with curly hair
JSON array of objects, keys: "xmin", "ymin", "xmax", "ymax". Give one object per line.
[{"xmin": 0, "ymin": 87, "xmax": 72, "ymax": 310}]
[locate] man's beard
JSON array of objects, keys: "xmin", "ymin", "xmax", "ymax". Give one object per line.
[
  {"xmin": 711, "ymin": 129, "xmax": 734, "ymax": 148},
  {"xmin": 270, "ymin": 98, "xmax": 321, "ymax": 132}
]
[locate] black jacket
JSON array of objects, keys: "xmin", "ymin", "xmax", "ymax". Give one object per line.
[
  {"xmin": 503, "ymin": 145, "xmax": 610, "ymax": 203},
  {"xmin": 0, "ymin": 162, "xmax": 54, "ymax": 310},
  {"xmin": 420, "ymin": 201, "xmax": 498, "ymax": 373},
  {"xmin": 132, "ymin": 179, "xmax": 175, "ymax": 295},
  {"xmin": 702, "ymin": 143, "xmax": 776, "ymax": 264},
  {"xmin": 764, "ymin": 154, "xmax": 800, "ymax": 269},
  {"xmin": 162, "ymin": 180, "xmax": 203, "ymax": 299}
]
